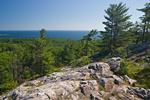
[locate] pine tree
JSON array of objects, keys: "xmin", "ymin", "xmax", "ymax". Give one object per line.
[
  {"xmin": 138, "ymin": 2, "xmax": 150, "ymax": 42},
  {"xmin": 81, "ymin": 30, "xmax": 97, "ymax": 56},
  {"xmin": 60, "ymin": 40, "xmax": 76, "ymax": 65},
  {"xmin": 32, "ymin": 29, "xmax": 54, "ymax": 76},
  {"xmin": 131, "ymin": 22, "xmax": 143, "ymax": 44},
  {"xmin": 40, "ymin": 29, "xmax": 46, "ymax": 39},
  {"xmin": 102, "ymin": 2, "xmax": 132, "ymax": 55}
]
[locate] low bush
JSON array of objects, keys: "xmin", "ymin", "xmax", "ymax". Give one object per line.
[
  {"xmin": 117, "ymin": 59, "xmax": 143, "ymax": 78},
  {"xmin": 115, "ymin": 47, "xmax": 127, "ymax": 58},
  {"xmin": 0, "ymin": 80, "xmax": 17, "ymax": 94},
  {"xmin": 117, "ymin": 59, "xmax": 150, "ymax": 88},
  {"xmin": 70, "ymin": 56, "xmax": 92, "ymax": 67},
  {"xmin": 135, "ymin": 67, "xmax": 150, "ymax": 88}
]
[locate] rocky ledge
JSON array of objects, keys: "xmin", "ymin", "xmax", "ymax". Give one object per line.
[{"xmin": 0, "ymin": 57, "xmax": 150, "ymax": 100}]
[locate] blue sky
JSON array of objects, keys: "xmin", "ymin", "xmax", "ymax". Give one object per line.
[{"xmin": 0, "ymin": 0, "xmax": 148, "ymax": 30}]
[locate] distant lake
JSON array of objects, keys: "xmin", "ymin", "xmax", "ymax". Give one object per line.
[{"xmin": 0, "ymin": 30, "xmax": 89, "ymax": 40}]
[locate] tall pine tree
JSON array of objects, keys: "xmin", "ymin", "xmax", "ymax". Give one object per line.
[
  {"xmin": 138, "ymin": 2, "xmax": 150, "ymax": 42},
  {"xmin": 101, "ymin": 2, "xmax": 132, "ymax": 55}
]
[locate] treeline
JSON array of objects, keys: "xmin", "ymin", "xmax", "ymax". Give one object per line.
[
  {"xmin": 0, "ymin": 30, "xmax": 63, "ymax": 93},
  {"xmin": 0, "ymin": 29, "xmax": 99, "ymax": 93},
  {"xmin": 0, "ymin": 2, "xmax": 150, "ymax": 93}
]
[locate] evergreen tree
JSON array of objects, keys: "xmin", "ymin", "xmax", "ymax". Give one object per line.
[
  {"xmin": 40, "ymin": 29, "xmax": 46, "ymax": 39},
  {"xmin": 138, "ymin": 2, "xmax": 150, "ymax": 42},
  {"xmin": 131, "ymin": 22, "xmax": 143, "ymax": 44},
  {"xmin": 32, "ymin": 30, "xmax": 54, "ymax": 76},
  {"xmin": 60, "ymin": 40, "xmax": 76, "ymax": 65},
  {"xmin": 81, "ymin": 29, "xmax": 97, "ymax": 56},
  {"xmin": 102, "ymin": 2, "xmax": 132, "ymax": 55},
  {"xmin": 0, "ymin": 52, "xmax": 17, "ymax": 93}
]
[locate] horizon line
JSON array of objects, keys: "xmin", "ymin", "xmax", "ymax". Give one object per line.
[{"xmin": 0, "ymin": 29, "xmax": 93, "ymax": 31}]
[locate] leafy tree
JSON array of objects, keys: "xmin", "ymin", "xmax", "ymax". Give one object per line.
[{"xmin": 101, "ymin": 2, "xmax": 132, "ymax": 55}]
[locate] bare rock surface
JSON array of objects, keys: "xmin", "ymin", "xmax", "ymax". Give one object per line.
[
  {"xmin": 0, "ymin": 57, "xmax": 149, "ymax": 100},
  {"xmin": 107, "ymin": 57, "xmax": 122, "ymax": 72}
]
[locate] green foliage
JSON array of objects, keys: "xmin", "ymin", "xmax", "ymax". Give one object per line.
[
  {"xmin": 0, "ymin": 1, "xmax": 150, "ymax": 94},
  {"xmin": 22, "ymin": 67, "xmax": 32, "ymax": 79},
  {"xmin": 118, "ymin": 59, "xmax": 143, "ymax": 78},
  {"xmin": 117, "ymin": 60, "xmax": 128, "ymax": 76},
  {"xmin": 59, "ymin": 40, "xmax": 77, "ymax": 65},
  {"xmin": 70, "ymin": 56, "xmax": 92, "ymax": 67},
  {"xmin": 136, "ymin": 67, "xmax": 150, "ymax": 88},
  {"xmin": 31, "ymin": 38, "xmax": 55, "ymax": 75},
  {"xmin": 114, "ymin": 47, "xmax": 127, "ymax": 58},
  {"xmin": 117, "ymin": 60, "xmax": 150, "ymax": 88},
  {"xmin": 0, "ymin": 81, "xmax": 17, "ymax": 94},
  {"xmin": 40, "ymin": 29, "xmax": 46, "ymax": 39},
  {"xmin": 0, "ymin": 52, "xmax": 17, "ymax": 93},
  {"xmin": 81, "ymin": 30, "xmax": 98, "ymax": 56},
  {"xmin": 58, "ymin": 34, "xmax": 98, "ymax": 66},
  {"xmin": 130, "ymin": 22, "xmax": 143, "ymax": 44},
  {"xmin": 137, "ymin": 3, "xmax": 150, "ymax": 42},
  {"xmin": 101, "ymin": 2, "xmax": 132, "ymax": 55},
  {"xmin": 46, "ymin": 67, "xmax": 61, "ymax": 75},
  {"xmin": 0, "ymin": 33, "xmax": 67, "ymax": 93}
]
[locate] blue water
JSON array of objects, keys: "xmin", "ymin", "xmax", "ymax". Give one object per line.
[{"xmin": 0, "ymin": 30, "xmax": 88, "ymax": 40}]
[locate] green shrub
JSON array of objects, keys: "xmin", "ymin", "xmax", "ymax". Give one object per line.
[
  {"xmin": 118, "ymin": 59, "xmax": 150, "ymax": 88},
  {"xmin": 0, "ymin": 80, "xmax": 17, "ymax": 94},
  {"xmin": 117, "ymin": 60, "xmax": 128, "ymax": 75},
  {"xmin": 115, "ymin": 47, "xmax": 126, "ymax": 58},
  {"xmin": 0, "ymin": 52, "xmax": 17, "ymax": 94},
  {"xmin": 46, "ymin": 66, "xmax": 61, "ymax": 75},
  {"xmin": 23, "ymin": 67, "xmax": 32, "ymax": 79},
  {"xmin": 135, "ymin": 67, "xmax": 150, "ymax": 88},
  {"xmin": 70, "ymin": 56, "xmax": 92, "ymax": 67},
  {"xmin": 117, "ymin": 59, "xmax": 143, "ymax": 78}
]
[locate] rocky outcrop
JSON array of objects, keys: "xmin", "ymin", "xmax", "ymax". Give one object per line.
[
  {"xmin": 127, "ymin": 87, "xmax": 150, "ymax": 100},
  {"xmin": 0, "ymin": 57, "xmax": 149, "ymax": 100},
  {"xmin": 124, "ymin": 75, "xmax": 137, "ymax": 85},
  {"xmin": 107, "ymin": 57, "xmax": 122, "ymax": 72}
]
